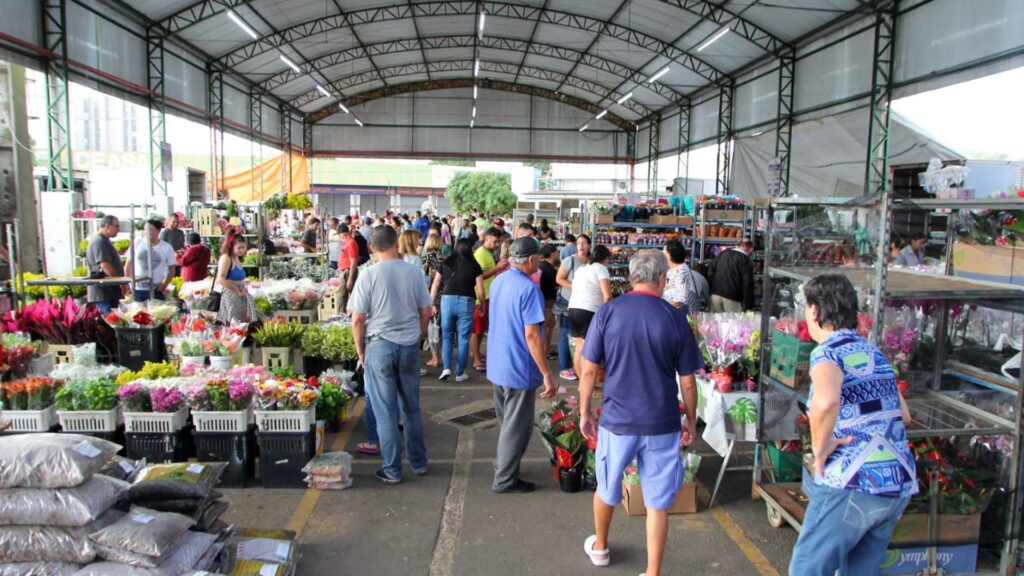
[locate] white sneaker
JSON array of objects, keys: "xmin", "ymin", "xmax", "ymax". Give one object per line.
[
  {"xmin": 439, "ymin": 369, "xmax": 451, "ymax": 380},
  {"xmin": 455, "ymin": 373, "xmax": 470, "ymax": 383}
]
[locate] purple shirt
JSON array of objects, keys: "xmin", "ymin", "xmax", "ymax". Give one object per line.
[
  {"xmin": 582, "ymin": 291, "xmax": 704, "ymax": 436},
  {"xmin": 486, "ymin": 267, "xmax": 546, "ymax": 390}
]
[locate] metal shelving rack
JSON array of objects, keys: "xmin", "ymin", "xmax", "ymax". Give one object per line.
[
  {"xmin": 753, "ymin": 193, "xmax": 1024, "ymax": 575},
  {"xmin": 694, "ymin": 203, "xmax": 746, "ymax": 264}
]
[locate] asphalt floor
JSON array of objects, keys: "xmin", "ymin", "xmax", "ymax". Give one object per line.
[{"xmin": 219, "ymin": 353, "xmax": 800, "ymax": 576}]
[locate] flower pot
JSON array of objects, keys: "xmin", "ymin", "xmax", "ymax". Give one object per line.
[
  {"xmin": 181, "ymin": 355, "xmax": 206, "ymax": 368},
  {"xmin": 210, "ymin": 355, "xmax": 233, "ymax": 371},
  {"xmin": 302, "ymin": 356, "xmax": 331, "ymax": 378},
  {"xmin": 711, "ymin": 368, "xmax": 733, "ymax": 393},
  {"xmin": 558, "ymin": 465, "xmax": 583, "ymax": 493},
  {"xmin": 583, "ymin": 471, "xmax": 599, "ymax": 492}
]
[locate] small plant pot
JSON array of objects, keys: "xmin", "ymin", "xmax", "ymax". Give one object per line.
[
  {"xmin": 558, "ymin": 465, "xmax": 583, "ymax": 493},
  {"xmin": 209, "ymin": 356, "xmax": 233, "ymax": 371},
  {"xmin": 181, "ymin": 356, "xmax": 206, "ymax": 368},
  {"xmin": 302, "ymin": 356, "xmax": 331, "ymax": 378}
]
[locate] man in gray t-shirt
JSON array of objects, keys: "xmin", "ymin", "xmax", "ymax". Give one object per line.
[
  {"xmin": 158, "ymin": 213, "xmax": 186, "ymax": 254},
  {"xmin": 85, "ymin": 215, "xmax": 127, "ymax": 312},
  {"xmin": 349, "ymin": 225, "xmax": 432, "ymax": 484}
]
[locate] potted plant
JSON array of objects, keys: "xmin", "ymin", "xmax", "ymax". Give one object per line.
[
  {"xmin": 300, "ymin": 324, "xmax": 331, "ymax": 377},
  {"xmin": 208, "ymin": 323, "xmax": 247, "ymax": 371},
  {"xmin": 186, "ymin": 377, "xmax": 256, "ymax": 433},
  {"xmin": 1, "ymin": 377, "xmax": 63, "ymax": 431},
  {"xmin": 54, "ymin": 377, "xmax": 120, "ymax": 433},
  {"xmin": 315, "ymin": 372, "xmax": 354, "ymax": 433},
  {"xmin": 535, "ymin": 399, "xmax": 586, "ymax": 493},
  {"xmin": 252, "ymin": 320, "xmax": 305, "ymax": 372},
  {"xmin": 117, "ymin": 381, "xmax": 188, "ymax": 434},
  {"xmin": 254, "ymin": 377, "xmax": 319, "ymax": 433}
]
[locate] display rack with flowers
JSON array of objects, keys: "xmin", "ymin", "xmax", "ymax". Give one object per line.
[
  {"xmin": 117, "ymin": 380, "xmax": 189, "ymax": 433},
  {"xmin": 535, "ymin": 398, "xmax": 587, "ymax": 493},
  {"xmin": 694, "ymin": 313, "xmax": 760, "ymax": 392},
  {"xmin": 252, "ymin": 320, "xmax": 305, "ymax": 372},
  {"xmin": 0, "ymin": 377, "xmax": 63, "ymax": 431},
  {"xmin": 254, "ymin": 377, "xmax": 318, "ymax": 433},
  {"xmin": 54, "ymin": 377, "xmax": 121, "ymax": 433},
  {"xmin": 185, "ymin": 376, "xmax": 257, "ymax": 433}
]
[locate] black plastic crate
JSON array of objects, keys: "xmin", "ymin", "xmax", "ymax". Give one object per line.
[
  {"xmin": 115, "ymin": 327, "xmax": 166, "ymax": 371},
  {"xmin": 258, "ymin": 426, "xmax": 315, "ymax": 488},
  {"xmin": 125, "ymin": 429, "xmax": 189, "ymax": 463},
  {"xmin": 194, "ymin": 428, "xmax": 257, "ymax": 488}
]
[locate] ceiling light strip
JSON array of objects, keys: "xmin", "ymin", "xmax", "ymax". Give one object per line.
[
  {"xmin": 279, "ymin": 55, "xmax": 300, "ymax": 73},
  {"xmin": 647, "ymin": 66, "xmax": 670, "ymax": 84},
  {"xmin": 579, "ymin": 124, "xmax": 589, "ymax": 132},
  {"xmin": 617, "ymin": 92, "xmax": 633, "ymax": 105},
  {"xmin": 226, "ymin": 10, "xmax": 258, "ymax": 40},
  {"xmin": 697, "ymin": 26, "xmax": 731, "ymax": 52}
]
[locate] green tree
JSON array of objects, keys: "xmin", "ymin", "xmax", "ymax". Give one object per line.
[
  {"xmin": 445, "ymin": 171, "xmax": 517, "ymax": 215},
  {"xmin": 430, "ymin": 159, "xmax": 477, "ymax": 167}
]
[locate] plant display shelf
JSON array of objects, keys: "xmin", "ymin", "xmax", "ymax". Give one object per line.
[{"xmin": 752, "ymin": 192, "xmax": 1024, "ymax": 575}]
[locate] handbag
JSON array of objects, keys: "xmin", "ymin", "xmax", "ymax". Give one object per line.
[{"xmin": 206, "ymin": 275, "xmax": 222, "ymax": 313}]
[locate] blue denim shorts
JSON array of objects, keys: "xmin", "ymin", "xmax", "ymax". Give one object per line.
[{"xmin": 596, "ymin": 427, "xmax": 683, "ymax": 511}]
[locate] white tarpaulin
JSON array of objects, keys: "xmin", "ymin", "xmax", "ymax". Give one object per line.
[{"xmin": 731, "ymin": 108, "xmax": 964, "ymax": 199}]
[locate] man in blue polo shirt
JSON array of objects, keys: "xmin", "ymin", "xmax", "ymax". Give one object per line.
[
  {"xmin": 578, "ymin": 249, "xmax": 703, "ymax": 576},
  {"xmin": 487, "ymin": 237, "xmax": 556, "ymax": 494}
]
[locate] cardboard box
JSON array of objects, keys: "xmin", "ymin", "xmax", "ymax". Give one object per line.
[
  {"xmin": 596, "ymin": 214, "xmax": 614, "ymax": 225},
  {"xmin": 621, "ymin": 481, "xmax": 697, "ymax": 515},
  {"xmin": 677, "ymin": 216, "xmax": 694, "ymax": 226},
  {"xmin": 888, "ymin": 513, "xmax": 981, "ymax": 547},
  {"xmin": 650, "ymin": 214, "xmax": 676, "ymax": 225},
  {"xmin": 704, "ymin": 209, "xmax": 745, "ymax": 222},
  {"xmin": 879, "ymin": 544, "xmax": 978, "ymax": 574},
  {"xmin": 768, "ymin": 330, "xmax": 815, "ymax": 389},
  {"xmin": 952, "ymin": 242, "xmax": 1024, "ymax": 286}
]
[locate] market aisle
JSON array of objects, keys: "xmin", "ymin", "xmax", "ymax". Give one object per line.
[{"xmin": 218, "ymin": 357, "xmax": 799, "ymax": 575}]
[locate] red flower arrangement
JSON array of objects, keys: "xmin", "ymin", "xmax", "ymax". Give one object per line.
[
  {"xmin": 536, "ymin": 399, "xmax": 586, "ymax": 471},
  {"xmin": 132, "ymin": 310, "xmax": 153, "ymax": 326}
]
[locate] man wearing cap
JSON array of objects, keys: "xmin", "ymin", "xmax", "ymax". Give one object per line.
[
  {"xmin": 359, "ymin": 216, "xmax": 374, "ymax": 241},
  {"xmin": 487, "ymin": 237, "xmax": 556, "ymax": 493},
  {"xmin": 125, "ymin": 218, "xmax": 177, "ymax": 302},
  {"xmin": 493, "ymin": 218, "xmax": 510, "ymax": 242}
]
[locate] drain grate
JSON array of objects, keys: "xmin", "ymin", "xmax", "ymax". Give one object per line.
[{"xmin": 447, "ymin": 408, "xmax": 497, "ymax": 427}]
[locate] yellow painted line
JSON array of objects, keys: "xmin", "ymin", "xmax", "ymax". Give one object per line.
[
  {"xmin": 710, "ymin": 504, "xmax": 781, "ymax": 576},
  {"xmin": 285, "ymin": 398, "xmax": 365, "ymax": 537}
]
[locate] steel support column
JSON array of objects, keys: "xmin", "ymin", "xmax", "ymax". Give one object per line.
[
  {"xmin": 647, "ymin": 114, "xmax": 660, "ymax": 199},
  {"xmin": 146, "ymin": 27, "xmax": 167, "ymax": 197},
  {"xmin": 865, "ymin": 3, "xmax": 896, "ymax": 196},
  {"xmin": 676, "ymin": 102, "xmax": 690, "ymax": 195},
  {"xmin": 715, "ymin": 82, "xmax": 734, "ymax": 196},
  {"xmin": 302, "ymin": 121, "xmax": 313, "ymax": 194},
  {"xmin": 41, "ymin": 0, "xmax": 72, "ymax": 191},
  {"xmin": 208, "ymin": 70, "xmax": 225, "ymax": 201},
  {"xmin": 626, "ymin": 130, "xmax": 636, "ymax": 195},
  {"xmin": 774, "ymin": 51, "xmax": 794, "ymax": 197},
  {"xmin": 280, "ymin": 106, "xmax": 291, "ymax": 195},
  {"xmin": 249, "ymin": 90, "xmax": 263, "ymax": 201}
]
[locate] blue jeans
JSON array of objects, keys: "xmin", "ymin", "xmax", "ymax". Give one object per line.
[
  {"xmin": 557, "ymin": 313, "xmax": 572, "ymax": 371},
  {"xmin": 364, "ymin": 393, "xmax": 379, "ymax": 445},
  {"xmin": 133, "ymin": 289, "xmax": 166, "ymax": 303},
  {"xmin": 92, "ymin": 300, "xmax": 119, "ymax": 313},
  {"xmin": 440, "ymin": 295, "xmax": 474, "ymax": 375},
  {"xmin": 790, "ymin": 470, "xmax": 910, "ymax": 576},
  {"xmin": 363, "ymin": 338, "xmax": 428, "ymax": 479}
]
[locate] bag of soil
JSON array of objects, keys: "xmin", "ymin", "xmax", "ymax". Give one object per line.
[
  {"xmin": 0, "ymin": 509, "xmax": 123, "ymax": 563},
  {"xmin": 129, "ymin": 463, "xmax": 226, "ymax": 502},
  {"xmin": 75, "ymin": 531, "xmax": 217, "ymax": 576},
  {"xmin": 89, "ymin": 506, "xmax": 194, "ymax": 559},
  {"xmin": 0, "ymin": 562, "xmax": 82, "ymax": 576},
  {"xmin": 98, "ymin": 456, "xmax": 143, "ymax": 482},
  {"xmin": 0, "ymin": 475, "xmax": 128, "ymax": 526},
  {"xmin": 0, "ymin": 434, "xmax": 120, "ymax": 489}
]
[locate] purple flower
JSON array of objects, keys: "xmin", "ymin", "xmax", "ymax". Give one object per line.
[
  {"xmin": 151, "ymin": 386, "xmax": 184, "ymax": 413},
  {"xmin": 227, "ymin": 380, "xmax": 254, "ymax": 410}
]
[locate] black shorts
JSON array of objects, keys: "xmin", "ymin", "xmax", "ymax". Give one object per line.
[{"xmin": 568, "ymin": 308, "xmax": 596, "ymax": 339}]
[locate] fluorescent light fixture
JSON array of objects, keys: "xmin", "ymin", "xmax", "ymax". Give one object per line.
[
  {"xmin": 338, "ymin": 103, "xmax": 350, "ymax": 114},
  {"xmin": 354, "ymin": 118, "xmax": 363, "ymax": 127},
  {"xmin": 616, "ymin": 92, "xmax": 633, "ymax": 105},
  {"xmin": 474, "ymin": 58, "xmax": 480, "ymax": 77},
  {"xmin": 470, "ymin": 119, "xmax": 475, "ymax": 128},
  {"xmin": 226, "ymin": 10, "xmax": 258, "ymax": 40},
  {"xmin": 697, "ymin": 26, "xmax": 730, "ymax": 52},
  {"xmin": 473, "ymin": 85, "xmax": 478, "ymax": 99},
  {"xmin": 579, "ymin": 124, "xmax": 589, "ymax": 132},
  {"xmin": 472, "ymin": 106, "xmax": 476, "ymax": 118},
  {"xmin": 279, "ymin": 55, "xmax": 300, "ymax": 73},
  {"xmin": 478, "ymin": 12, "xmax": 486, "ymax": 37},
  {"xmin": 595, "ymin": 109, "xmax": 608, "ymax": 120},
  {"xmin": 316, "ymin": 85, "xmax": 330, "ymax": 98},
  {"xmin": 647, "ymin": 66, "xmax": 670, "ymax": 84}
]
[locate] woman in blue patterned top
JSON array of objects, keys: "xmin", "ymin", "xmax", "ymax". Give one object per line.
[{"xmin": 788, "ymin": 274, "xmax": 917, "ymax": 576}]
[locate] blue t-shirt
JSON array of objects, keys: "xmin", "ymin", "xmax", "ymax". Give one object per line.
[
  {"xmin": 416, "ymin": 217, "xmax": 431, "ymax": 240},
  {"xmin": 486, "ymin": 267, "xmax": 546, "ymax": 390},
  {"xmin": 582, "ymin": 291, "xmax": 704, "ymax": 436},
  {"xmin": 559, "ymin": 244, "xmax": 577, "ymax": 261},
  {"xmin": 809, "ymin": 329, "xmax": 917, "ymax": 497}
]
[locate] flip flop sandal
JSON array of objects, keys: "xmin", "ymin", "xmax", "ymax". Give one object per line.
[
  {"xmin": 356, "ymin": 442, "xmax": 380, "ymax": 455},
  {"xmin": 583, "ymin": 535, "xmax": 610, "ymax": 567}
]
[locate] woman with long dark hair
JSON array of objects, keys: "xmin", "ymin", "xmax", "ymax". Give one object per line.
[
  {"xmin": 431, "ymin": 237, "xmax": 485, "ymax": 381},
  {"xmin": 215, "ymin": 228, "xmax": 257, "ymax": 324}
]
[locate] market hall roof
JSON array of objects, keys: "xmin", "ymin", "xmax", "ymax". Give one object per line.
[{"xmin": 127, "ymin": 0, "xmax": 878, "ymax": 126}]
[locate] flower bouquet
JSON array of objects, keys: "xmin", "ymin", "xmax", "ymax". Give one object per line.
[
  {"xmin": 185, "ymin": 376, "xmax": 256, "ymax": 433},
  {"xmin": 54, "ymin": 377, "xmax": 121, "ymax": 432},
  {"xmin": 253, "ymin": 377, "xmax": 319, "ymax": 432},
  {"xmin": 206, "ymin": 322, "xmax": 248, "ymax": 370},
  {"xmin": 1, "ymin": 377, "xmax": 62, "ymax": 411},
  {"xmin": 695, "ymin": 313, "xmax": 760, "ymax": 392},
  {"xmin": 178, "ymin": 280, "xmax": 214, "ymax": 311},
  {"xmin": 0, "ymin": 333, "xmax": 36, "ymax": 380},
  {"xmin": 316, "ymin": 370, "xmax": 356, "ymax": 431},
  {"xmin": 535, "ymin": 398, "xmax": 587, "ymax": 493},
  {"xmin": 103, "ymin": 302, "xmax": 176, "ymax": 329},
  {"xmin": 118, "ymin": 380, "xmax": 189, "ymax": 432}
]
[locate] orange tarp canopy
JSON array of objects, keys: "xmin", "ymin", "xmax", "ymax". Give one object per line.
[{"xmin": 213, "ymin": 153, "xmax": 310, "ymax": 202}]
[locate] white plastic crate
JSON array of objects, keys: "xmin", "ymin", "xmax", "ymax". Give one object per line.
[
  {"xmin": 4, "ymin": 406, "xmax": 57, "ymax": 432},
  {"xmin": 255, "ymin": 405, "xmax": 315, "ymax": 433},
  {"xmin": 123, "ymin": 407, "xmax": 189, "ymax": 433},
  {"xmin": 57, "ymin": 406, "xmax": 122, "ymax": 433},
  {"xmin": 271, "ymin": 309, "xmax": 316, "ymax": 325},
  {"xmin": 193, "ymin": 408, "xmax": 252, "ymax": 433}
]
